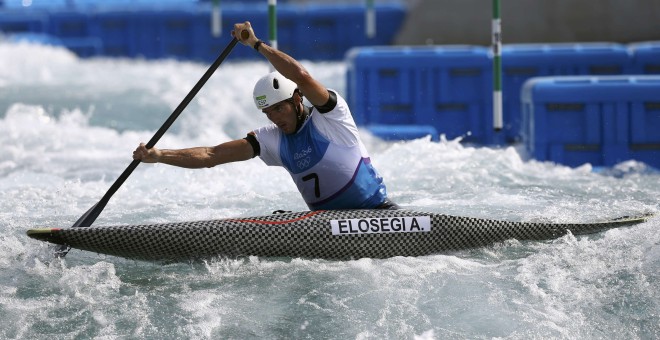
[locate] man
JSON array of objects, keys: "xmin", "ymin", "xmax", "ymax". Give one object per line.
[{"xmin": 133, "ymin": 21, "xmax": 397, "ymax": 211}]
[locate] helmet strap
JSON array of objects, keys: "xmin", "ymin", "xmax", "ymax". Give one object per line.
[{"xmin": 293, "ymin": 91, "xmax": 309, "ymax": 133}]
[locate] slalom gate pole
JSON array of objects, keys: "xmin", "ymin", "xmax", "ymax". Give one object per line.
[
  {"xmin": 366, "ymin": 0, "xmax": 376, "ymax": 38},
  {"xmin": 211, "ymin": 0, "xmax": 222, "ymax": 37},
  {"xmin": 269, "ymin": 0, "xmax": 278, "ymax": 50},
  {"xmin": 492, "ymin": 0, "xmax": 503, "ymax": 131}
]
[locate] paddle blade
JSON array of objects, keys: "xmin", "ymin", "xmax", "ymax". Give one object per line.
[
  {"xmin": 71, "ymin": 201, "xmax": 104, "ymax": 228},
  {"xmin": 56, "ymin": 199, "xmax": 106, "ymax": 257},
  {"xmin": 58, "ymin": 37, "xmax": 240, "ymax": 258}
]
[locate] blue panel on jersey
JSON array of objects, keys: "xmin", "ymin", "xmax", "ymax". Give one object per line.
[
  {"xmin": 279, "ymin": 120, "xmax": 330, "ymax": 174},
  {"xmin": 310, "ymin": 158, "xmax": 387, "ymax": 210}
]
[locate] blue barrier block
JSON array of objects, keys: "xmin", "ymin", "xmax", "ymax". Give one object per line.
[
  {"xmin": 131, "ymin": 9, "xmax": 197, "ymax": 60},
  {"xmin": 346, "ymin": 46, "xmax": 424, "ymax": 126},
  {"xmin": 47, "ymin": 11, "xmax": 89, "ymax": 37},
  {"xmin": 502, "ymin": 43, "xmax": 632, "ymax": 144},
  {"xmin": 3, "ymin": 0, "xmax": 67, "ymax": 8},
  {"xmin": 1, "ymin": 3, "xmax": 405, "ymax": 62},
  {"xmin": 521, "ymin": 75, "xmax": 660, "ymax": 168},
  {"xmin": 188, "ymin": 3, "xmax": 404, "ymax": 62},
  {"xmin": 367, "ymin": 124, "xmax": 439, "ymax": 142},
  {"xmin": 61, "ymin": 36, "xmax": 103, "ymax": 57},
  {"xmin": 8, "ymin": 32, "xmax": 63, "ymax": 45},
  {"xmin": 198, "ymin": 0, "xmax": 291, "ymax": 3},
  {"xmin": 188, "ymin": 5, "xmax": 268, "ymax": 62},
  {"xmin": 161, "ymin": 10, "xmax": 197, "ymax": 60},
  {"xmin": 59, "ymin": 0, "xmax": 198, "ymax": 10},
  {"xmin": 0, "ymin": 10, "xmax": 48, "ymax": 33},
  {"xmin": 346, "ymin": 45, "xmax": 493, "ymax": 144},
  {"xmin": 629, "ymin": 41, "xmax": 660, "ymax": 74},
  {"xmin": 347, "ymin": 3, "xmax": 407, "ymax": 48},
  {"xmin": 8, "ymin": 32, "xmax": 101, "ymax": 57},
  {"xmin": 48, "ymin": 8, "xmax": 202, "ymax": 59},
  {"xmin": 88, "ymin": 10, "xmax": 135, "ymax": 57},
  {"xmin": 296, "ymin": 4, "xmax": 405, "ymax": 60},
  {"xmin": 275, "ymin": 6, "xmax": 296, "ymax": 56}
]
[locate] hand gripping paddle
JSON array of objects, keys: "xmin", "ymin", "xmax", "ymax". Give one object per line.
[{"xmin": 56, "ymin": 31, "xmax": 250, "ymax": 257}]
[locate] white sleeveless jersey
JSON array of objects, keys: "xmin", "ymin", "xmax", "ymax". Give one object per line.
[{"xmin": 253, "ymin": 91, "xmax": 387, "ymax": 210}]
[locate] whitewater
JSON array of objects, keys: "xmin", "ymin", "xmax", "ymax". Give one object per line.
[{"xmin": 1, "ymin": 41, "xmax": 658, "ymax": 339}]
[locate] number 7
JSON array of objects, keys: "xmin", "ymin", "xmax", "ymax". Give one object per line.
[{"xmin": 302, "ymin": 173, "xmax": 320, "ymax": 198}]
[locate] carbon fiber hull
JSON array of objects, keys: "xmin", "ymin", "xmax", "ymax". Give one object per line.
[{"xmin": 27, "ymin": 210, "xmax": 652, "ymax": 261}]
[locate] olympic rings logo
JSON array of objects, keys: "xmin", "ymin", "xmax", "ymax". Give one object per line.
[{"xmin": 297, "ymin": 157, "xmax": 311, "ymax": 169}]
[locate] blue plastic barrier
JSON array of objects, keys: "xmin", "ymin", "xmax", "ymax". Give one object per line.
[
  {"xmin": 346, "ymin": 45, "xmax": 494, "ymax": 144},
  {"xmin": 48, "ymin": 10, "xmax": 88, "ymax": 37},
  {"xmin": 629, "ymin": 41, "xmax": 660, "ymax": 74},
  {"xmin": 136, "ymin": 9, "xmax": 197, "ymax": 60},
  {"xmin": 0, "ymin": 3, "xmax": 405, "ymax": 62},
  {"xmin": 86, "ymin": 9, "xmax": 200, "ymax": 59},
  {"xmin": 86, "ymin": 10, "xmax": 134, "ymax": 57},
  {"xmin": 0, "ymin": 10, "xmax": 48, "ymax": 33},
  {"xmin": 3, "ymin": 0, "xmax": 198, "ymax": 9},
  {"xmin": 188, "ymin": 6, "xmax": 269, "ymax": 62},
  {"xmin": 3, "ymin": 0, "xmax": 285, "ymax": 7},
  {"xmin": 521, "ymin": 75, "xmax": 660, "ymax": 168},
  {"xmin": 366, "ymin": 124, "xmax": 439, "ymax": 142},
  {"xmin": 7, "ymin": 32, "xmax": 61, "ymax": 45},
  {"xmin": 60, "ymin": 36, "xmax": 103, "ymax": 57},
  {"xmin": 502, "ymin": 43, "xmax": 632, "ymax": 144},
  {"xmin": 292, "ymin": 4, "xmax": 405, "ymax": 60},
  {"xmin": 3, "ymin": 0, "xmax": 68, "ymax": 9}
]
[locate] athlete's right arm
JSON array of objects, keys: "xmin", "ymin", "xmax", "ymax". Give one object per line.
[
  {"xmin": 232, "ymin": 21, "xmax": 329, "ymax": 108},
  {"xmin": 132, "ymin": 138, "xmax": 255, "ymax": 169}
]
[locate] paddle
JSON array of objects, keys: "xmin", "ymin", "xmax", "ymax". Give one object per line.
[{"xmin": 56, "ymin": 32, "xmax": 247, "ymax": 256}]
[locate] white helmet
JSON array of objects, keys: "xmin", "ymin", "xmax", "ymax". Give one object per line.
[{"xmin": 253, "ymin": 71, "xmax": 298, "ymax": 110}]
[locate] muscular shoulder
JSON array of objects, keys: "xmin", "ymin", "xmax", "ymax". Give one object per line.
[
  {"xmin": 252, "ymin": 124, "xmax": 283, "ymax": 166},
  {"xmin": 313, "ymin": 90, "xmax": 338, "ymax": 113},
  {"xmin": 310, "ymin": 91, "xmax": 360, "ymax": 146},
  {"xmin": 313, "ymin": 90, "xmax": 352, "ymax": 120}
]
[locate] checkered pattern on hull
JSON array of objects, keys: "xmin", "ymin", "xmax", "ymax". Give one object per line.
[{"xmin": 46, "ymin": 210, "xmax": 647, "ymax": 261}]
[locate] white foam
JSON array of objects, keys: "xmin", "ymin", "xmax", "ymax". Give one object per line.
[{"xmin": 0, "ymin": 42, "xmax": 658, "ymax": 339}]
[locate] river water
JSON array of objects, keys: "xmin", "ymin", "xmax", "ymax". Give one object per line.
[{"xmin": 1, "ymin": 41, "xmax": 659, "ymax": 339}]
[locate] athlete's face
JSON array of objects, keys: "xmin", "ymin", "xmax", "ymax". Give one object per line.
[{"xmin": 263, "ymin": 98, "xmax": 298, "ymax": 134}]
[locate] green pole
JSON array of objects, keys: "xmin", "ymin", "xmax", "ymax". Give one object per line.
[
  {"xmin": 269, "ymin": 0, "xmax": 278, "ymax": 50},
  {"xmin": 492, "ymin": 0, "xmax": 503, "ymax": 131},
  {"xmin": 211, "ymin": 0, "xmax": 221, "ymax": 37},
  {"xmin": 366, "ymin": 0, "xmax": 375, "ymax": 38}
]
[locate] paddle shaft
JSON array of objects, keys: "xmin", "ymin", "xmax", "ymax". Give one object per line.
[{"xmin": 71, "ymin": 35, "xmax": 243, "ymax": 230}]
